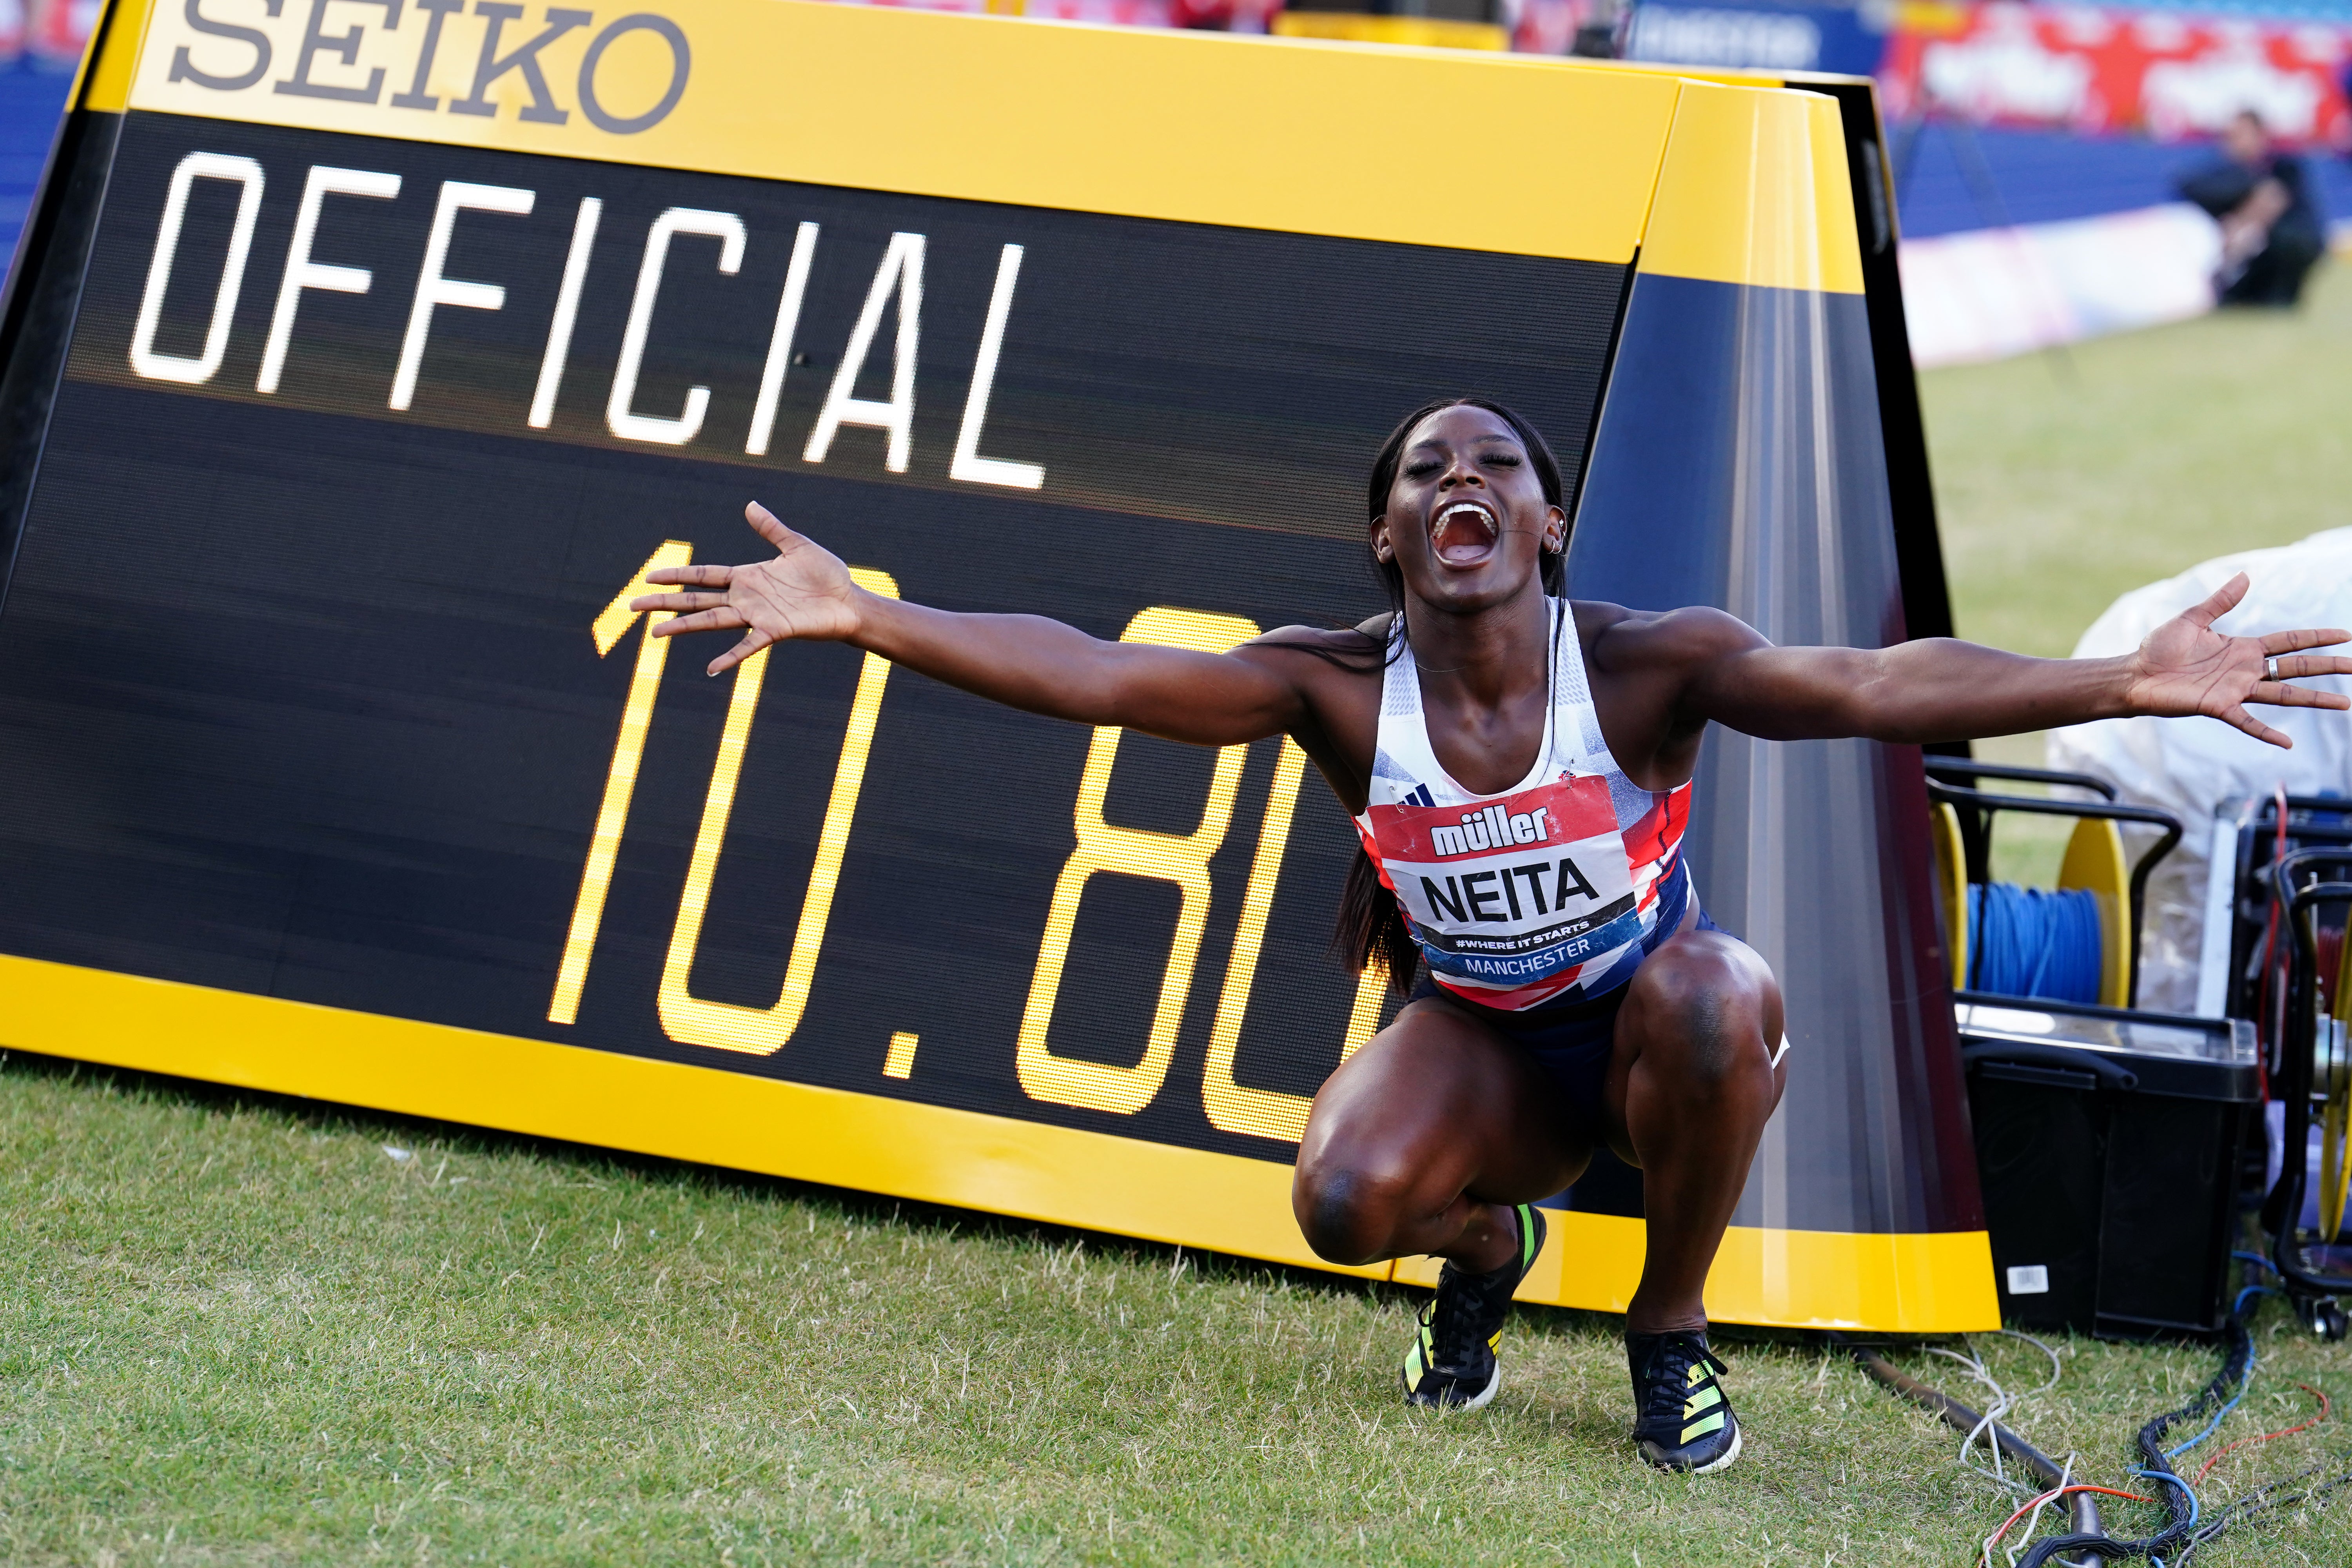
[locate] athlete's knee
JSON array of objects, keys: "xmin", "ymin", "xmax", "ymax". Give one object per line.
[
  {"xmin": 1292, "ymin": 1160, "xmax": 1416, "ymax": 1267},
  {"xmin": 1626, "ymin": 935, "xmax": 1773, "ymax": 1087}
]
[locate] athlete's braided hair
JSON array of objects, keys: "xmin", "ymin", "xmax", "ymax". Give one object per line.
[{"xmin": 1334, "ymin": 397, "xmax": 1570, "ymax": 992}]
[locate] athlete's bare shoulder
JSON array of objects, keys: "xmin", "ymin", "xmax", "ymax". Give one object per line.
[
  {"xmin": 1238, "ymin": 619, "xmax": 1390, "ymax": 673},
  {"xmin": 1231, "ymin": 619, "xmax": 1386, "ymax": 731},
  {"xmin": 1570, "ymin": 599, "xmax": 1765, "ymax": 675},
  {"xmin": 1228, "ymin": 620, "xmax": 1381, "ymax": 785}
]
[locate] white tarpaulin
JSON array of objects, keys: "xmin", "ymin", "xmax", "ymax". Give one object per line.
[
  {"xmin": 1900, "ymin": 203, "xmax": 2221, "ymax": 369},
  {"xmin": 2048, "ymin": 528, "xmax": 2352, "ymax": 1013}
]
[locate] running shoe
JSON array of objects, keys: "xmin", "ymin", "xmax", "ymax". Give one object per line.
[
  {"xmin": 1626, "ymin": 1330, "xmax": 1742, "ymax": 1472},
  {"xmin": 1399, "ymin": 1202, "xmax": 1547, "ymax": 1410}
]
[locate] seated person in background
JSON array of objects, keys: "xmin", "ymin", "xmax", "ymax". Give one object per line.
[{"xmin": 2178, "ymin": 109, "xmax": 2327, "ymax": 307}]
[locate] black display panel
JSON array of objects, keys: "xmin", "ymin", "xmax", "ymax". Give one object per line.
[{"xmin": 0, "ymin": 111, "xmax": 1627, "ymax": 1162}]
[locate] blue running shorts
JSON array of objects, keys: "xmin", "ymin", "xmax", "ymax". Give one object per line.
[{"xmin": 1405, "ymin": 906, "xmax": 1731, "ymax": 1138}]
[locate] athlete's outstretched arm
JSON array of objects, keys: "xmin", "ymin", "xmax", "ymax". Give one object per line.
[
  {"xmin": 1668, "ymin": 573, "xmax": 2352, "ymax": 750},
  {"xmin": 630, "ymin": 503, "xmax": 1318, "ymax": 746}
]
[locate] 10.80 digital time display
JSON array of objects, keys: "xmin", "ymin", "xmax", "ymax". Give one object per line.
[{"xmin": 0, "ymin": 109, "xmax": 1626, "ymax": 1166}]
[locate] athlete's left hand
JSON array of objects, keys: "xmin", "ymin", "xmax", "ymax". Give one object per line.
[{"xmin": 2123, "ymin": 573, "xmax": 2352, "ymax": 748}]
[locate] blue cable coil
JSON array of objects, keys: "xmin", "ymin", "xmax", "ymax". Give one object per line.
[{"xmin": 1967, "ymin": 882, "xmax": 2105, "ymax": 1005}]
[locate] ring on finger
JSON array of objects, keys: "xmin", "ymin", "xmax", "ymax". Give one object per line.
[{"xmin": 2267, "ymin": 655, "xmax": 2282, "ymax": 682}]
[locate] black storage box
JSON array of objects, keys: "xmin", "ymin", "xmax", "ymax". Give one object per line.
[{"xmin": 1959, "ymin": 994, "xmax": 2261, "ymax": 1339}]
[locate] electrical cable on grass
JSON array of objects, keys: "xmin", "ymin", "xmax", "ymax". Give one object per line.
[
  {"xmin": 2130, "ymin": 1470, "xmax": 2199, "ymax": 1527},
  {"xmin": 2001, "ymin": 1453, "xmax": 2076, "ymax": 1568},
  {"xmin": 2014, "ymin": 1312, "xmax": 2255, "ymax": 1566},
  {"xmin": 2161, "ymin": 1323, "xmax": 2257, "ymax": 1462},
  {"xmin": 2136, "ymin": 1283, "xmax": 2287, "ymax": 1475},
  {"xmin": 1998, "ymin": 1457, "xmax": 2117, "ymax": 1568},
  {"xmin": 1984, "ymin": 1483, "xmax": 2152, "ymax": 1567},
  {"xmin": 1931, "ymin": 1330, "xmax": 2067, "ymax": 1497},
  {"xmin": 2232, "ymin": 1251, "xmax": 2281, "ymax": 1278},
  {"xmin": 1932, "ymin": 1343, "xmax": 2028, "ymax": 1494},
  {"xmin": 2170, "ymin": 1451, "xmax": 2352, "ymax": 1566},
  {"xmin": 1888, "ymin": 1289, "xmax": 2333, "ymax": 1564},
  {"xmin": 2149, "ymin": 1294, "xmax": 2343, "ymax": 1563},
  {"xmin": 1843, "ymin": 1337, "xmax": 2112, "ymax": 1566},
  {"xmin": 2193, "ymin": 1383, "xmax": 2329, "ymax": 1484}
]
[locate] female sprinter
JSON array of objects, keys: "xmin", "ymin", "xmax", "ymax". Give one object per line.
[{"xmin": 633, "ymin": 398, "xmax": 2350, "ymax": 1473}]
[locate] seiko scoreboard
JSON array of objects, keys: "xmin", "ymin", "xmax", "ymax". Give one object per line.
[{"xmin": 0, "ymin": 1, "xmax": 1996, "ymax": 1330}]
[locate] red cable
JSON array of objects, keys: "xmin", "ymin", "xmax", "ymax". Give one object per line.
[
  {"xmin": 2194, "ymin": 1383, "xmax": 2331, "ymax": 1484},
  {"xmin": 2258, "ymin": 918, "xmax": 2276, "ymax": 1102},
  {"xmin": 1984, "ymin": 1485, "xmax": 2154, "ymax": 1558},
  {"xmin": 2256, "ymin": 783, "xmax": 2291, "ymax": 1102}
]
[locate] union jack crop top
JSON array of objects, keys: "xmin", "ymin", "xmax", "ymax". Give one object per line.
[{"xmin": 1350, "ymin": 599, "xmax": 1693, "ymax": 1011}]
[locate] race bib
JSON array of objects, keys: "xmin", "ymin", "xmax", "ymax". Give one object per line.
[{"xmin": 1364, "ymin": 772, "xmax": 1638, "ymax": 989}]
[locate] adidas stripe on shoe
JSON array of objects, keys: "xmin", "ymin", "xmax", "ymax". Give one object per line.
[
  {"xmin": 1400, "ymin": 1202, "xmax": 1547, "ymax": 1411},
  {"xmin": 1626, "ymin": 1329, "xmax": 1742, "ymax": 1473}
]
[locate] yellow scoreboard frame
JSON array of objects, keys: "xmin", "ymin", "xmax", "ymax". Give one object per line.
[{"xmin": 0, "ymin": 0, "xmax": 1996, "ymax": 1331}]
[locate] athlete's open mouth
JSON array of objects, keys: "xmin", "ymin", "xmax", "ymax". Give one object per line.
[{"xmin": 1430, "ymin": 500, "xmax": 1501, "ymax": 566}]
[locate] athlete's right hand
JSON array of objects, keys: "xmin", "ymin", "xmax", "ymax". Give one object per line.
[{"xmin": 632, "ymin": 502, "xmax": 864, "ymax": 676}]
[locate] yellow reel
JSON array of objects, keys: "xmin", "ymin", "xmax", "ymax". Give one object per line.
[
  {"xmin": 1931, "ymin": 802, "xmax": 1968, "ymax": 989},
  {"xmin": 2057, "ymin": 817, "xmax": 2131, "ymax": 1009},
  {"xmin": 2325, "ymin": 929, "xmax": 2352, "ymax": 1241},
  {"xmin": 1926, "ymin": 799, "xmax": 2130, "ymax": 1007}
]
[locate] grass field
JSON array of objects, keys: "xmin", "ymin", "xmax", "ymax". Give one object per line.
[{"xmin": 7, "ymin": 281, "xmax": 2352, "ymax": 1566}]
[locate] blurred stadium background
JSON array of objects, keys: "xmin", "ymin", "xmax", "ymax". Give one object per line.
[{"xmin": 13, "ymin": 0, "xmax": 2352, "ymax": 366}]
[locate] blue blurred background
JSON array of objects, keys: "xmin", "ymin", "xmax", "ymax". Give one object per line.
[
  {"xmin": 1896, "ymin": 120, "xmax": 2352, "ymax": 239},
  {"xmin": 0, "ymin": 64, "xmax": 69, "ymax": 268}
]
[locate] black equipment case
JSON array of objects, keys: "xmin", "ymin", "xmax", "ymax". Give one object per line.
[{"xmin": 1960, "ymin": 994, "xmax": 2261, "ymax": 1338}]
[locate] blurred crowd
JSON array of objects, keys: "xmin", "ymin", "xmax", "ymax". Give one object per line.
[
  {"xmin": 0, "ymin": 0, "xmax": 94, "ymax": 65},
  {"xmin": 8, "ymin": 0, "xmax": 2352, "ymax": 337}
]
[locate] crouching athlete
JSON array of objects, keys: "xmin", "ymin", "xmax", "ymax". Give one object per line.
[{"xmin": 632, "ymin": 398, "xmax": 2350, "ymax": 1473}]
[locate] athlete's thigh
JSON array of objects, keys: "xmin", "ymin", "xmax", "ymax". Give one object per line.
[
  {"xmin": 1298, "ymin": 997, "xmax": 1593, "ymax": 1205},
  {"xmin": 1599, "ymin": 928, "xmax": 1785, "ymax": 1162}
]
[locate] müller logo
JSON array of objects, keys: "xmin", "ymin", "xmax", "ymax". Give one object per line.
[
  {"xmin": 162, "ymin": 0, "xmax": 691, "ymax": 135},
  {"xmin": 1427, "ymin": 804, "xmax": 1552, "ymax": 859}
]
